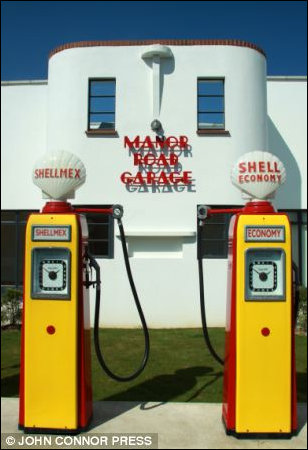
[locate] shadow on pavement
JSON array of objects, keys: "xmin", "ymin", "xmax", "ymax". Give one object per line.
[{"xmin": 90, "ymin": 366, "xmax": 222, "ymax": 429}]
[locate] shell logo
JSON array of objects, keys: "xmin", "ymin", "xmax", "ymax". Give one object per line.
[
  {"xmin": 32, "ymin": 151, "xmax": 86, "ymax": 200},
  {"xmin": 231, "ymin": 151, "xmax": 286, "ymax": 200}
]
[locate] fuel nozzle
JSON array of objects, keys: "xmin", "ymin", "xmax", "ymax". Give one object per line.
[
  {"xmin": 83, "ymin": 247, "xmax": 100, "ymax": 288},
  {"xmin": 83, "ymin": 257, "xmax": 93, "ymax": 289}
]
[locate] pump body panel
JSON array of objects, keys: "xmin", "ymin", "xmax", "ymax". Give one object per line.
[
  {"xmin": 222, "ymin": 211, "xmax": 297, "ymax": 436},
  {"xmin": 19, "ymin": 212, "xmax": 92, "ymax": 433}
]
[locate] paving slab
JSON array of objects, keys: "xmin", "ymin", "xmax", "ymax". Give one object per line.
[{"xmin": 1, "ymin": 398, "xmax": 307, "ymax": 449}]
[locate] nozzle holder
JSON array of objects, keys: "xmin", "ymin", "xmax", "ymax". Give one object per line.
[
  {"xmin": 112, "ymin": 204, "xmax": 124, "ymax": 219},
  {"xmin": 197, "ymin": 205, "xmax": 209, "ymax": 220}
]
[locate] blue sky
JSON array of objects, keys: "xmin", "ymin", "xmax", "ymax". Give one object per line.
[{"xmin": 1, "ymin": 1, "xmax": 307, "ymax": 80}]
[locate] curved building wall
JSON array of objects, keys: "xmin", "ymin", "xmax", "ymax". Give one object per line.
[
  {"xmin": 47, "ymin": 44, "xmax": 267, "ymax": 220},
  {"xmin": 44, "ymin": 44, "xmax": 268, "ymax": 327}
]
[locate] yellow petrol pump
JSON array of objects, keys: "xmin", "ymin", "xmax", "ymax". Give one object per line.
[
  {"xmin": 19, "ymin": 151, "xmax": 149, "ymax": 433},
  {"xmin": 197, "ymin": 151, "xmax": 298, "ymax": 438}
]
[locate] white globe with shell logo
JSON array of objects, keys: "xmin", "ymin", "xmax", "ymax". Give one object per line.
[
  {"xmin": 231, "ymin": 151, "xmax": 286, "ymax": 200},
  {"xmin": 32, "ymin": 151, "xmax": 86, "ymax": 200}
]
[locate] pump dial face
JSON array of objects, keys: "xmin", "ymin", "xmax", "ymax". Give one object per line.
[
  {"xmin": 32, "ymin": 248, "xmax": 71, "ymax": 299},
  {"xmin": 249, "ymin": 261, "xmax": 277, "ymax": 292},
  {"xmin": 39, "ymin": 260, "xmax": 66, "ymax": 291},
  {"xmin": 245, "ymin": 248, "xmax": 285, "ymax": 301}
]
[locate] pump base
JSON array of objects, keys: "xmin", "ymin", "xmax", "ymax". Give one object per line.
[
  {"xmin": 18, "ymin": 416, "xmax": 92, "ymax": 435},
  {"xmin": 222, "ymin": 417, "xmax": 297, "ymax": 439}
]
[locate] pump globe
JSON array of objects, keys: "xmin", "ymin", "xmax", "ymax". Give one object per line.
[
  {"xmin": 231, "ymin": 151, "xmax": 286, "ymax": 200},
  {"xmin": 32, "ymin": 150, "xmax": 86, "ymax": 200}
]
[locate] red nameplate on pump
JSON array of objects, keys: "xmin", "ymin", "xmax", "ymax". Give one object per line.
[{"xmin": 32, "ymin": 225, "xmax": 71, "ymax": 241}]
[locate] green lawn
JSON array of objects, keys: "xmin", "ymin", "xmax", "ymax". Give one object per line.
[{"xmin": 1, "ymin": 328, "xmax": 307, "ymax": 403}]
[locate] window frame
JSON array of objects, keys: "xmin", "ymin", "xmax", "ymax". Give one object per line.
[
  {"xmin": 86, "ymin": 78, "xmax": 117, "ymax": 136},
  {"xmin": 74, "ymin": 205, "xmax": 114, "ymax": 259},
  {"xmin": 197, "ymin": 78, "xmax": 230, "ymax": 136},
  {"xmin": 1, "ymin": 210, "xmax": 38, "ymax": 289},
  {"xmin": 198, "ymin": 205, "xmax": 238, "ymax": 259}
]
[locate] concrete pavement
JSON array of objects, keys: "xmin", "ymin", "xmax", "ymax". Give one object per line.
[{"xmin": 1, "ymin": 398, "xmax": 307, "ymax": 449}]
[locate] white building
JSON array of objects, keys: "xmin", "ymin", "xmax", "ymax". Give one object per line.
[{"xmin": 1, "ymin": 40, "xmax": 307, "ymax": 327}]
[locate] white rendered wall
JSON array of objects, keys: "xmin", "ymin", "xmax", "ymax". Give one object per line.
[
  {"xmin": 267, "ymin": 79, "xmax": 307, "ymax": 210},
  {"xmin": 46, "ymin": 44, "xmax": 267, "ymax": 327},
  {"xmin": 47, "ymin": 45, "xmax": 268, "ymax": 215},
  {"xmin": 1, "ymin": 45, "xmax": 307, "ymax": 327},
  {"xmin": 1, "ymin": 82, "xmax": 48, "ymax": 209}
]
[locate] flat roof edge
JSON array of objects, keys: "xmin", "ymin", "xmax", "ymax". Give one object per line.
[
  {"xmin": 1, "ymin": 80, "xmax": 48, "ymax": 86},
  {"xmin": 1, "ymin": 77, "xmax": 306, "ymax": 86},
  {"xmin": 48, "ymin": 39, "xmax": 266, "ymax": 59},
  {"xmin": 267, "ymin": 76, "xmax": 307, "ymax": 81}
]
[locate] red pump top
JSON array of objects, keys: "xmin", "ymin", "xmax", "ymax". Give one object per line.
[
  {"xmin": 241, "ymin": 201, "xmax": 276, "ymax": 214},
  {"xmin": 42, "ymin": 201, "xmax": 74, "ymax": 214},
  {"xmin": 42, "ymin": 201, "xmax": 113, "ymax": 216},
  {"xmin": 207, "ymin": 201, "xmax": 276, "ymax": 217}
]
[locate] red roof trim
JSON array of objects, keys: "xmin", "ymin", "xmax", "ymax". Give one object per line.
[{"xmin": 49, "ymin": 39, "xmax": 266, "ymax": 59}]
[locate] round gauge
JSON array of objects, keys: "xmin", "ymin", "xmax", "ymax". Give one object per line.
[
  {"xmin": 245, "ymin": 248, "xmax": 285, "ymax": 301},
  {"xmin": 249, "ymin": 260, "xmax": 277, "ymax": 292},
  {"xmin": 39, "ymin": 259, "xmax": 66, "ymax": 291}
]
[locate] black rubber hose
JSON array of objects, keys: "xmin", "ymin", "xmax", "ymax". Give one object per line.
[
  {"xmin": 197, "ymin": 222, "xmax": 224, "ymax": 366},
  {"xmin": 92, "ymin": 218, "xmax": 150, "ymax": 382}
]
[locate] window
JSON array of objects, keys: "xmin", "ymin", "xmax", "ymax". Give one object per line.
[
  {"xmin": 197, "ymin": 79, "xmax": 226, "ymax": 132},
  {"xmin": 1, "ymin": 210, "xmax": 38, "ymax": 288},
  {"xmin": 198, "ymin": 206, "xmax": 234, "ymax": 258},
  {"xmin": 88, "ymin": 79, "xmax": 116, "ymax": 132},
  {"xmin": 75, "ymin": 205, "xmax": 114, "ymax": 258}
]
